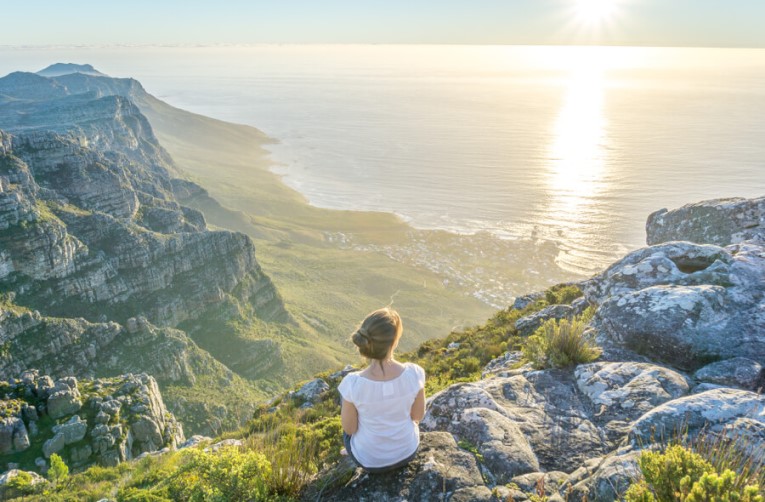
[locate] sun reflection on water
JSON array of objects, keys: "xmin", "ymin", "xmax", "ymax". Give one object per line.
[{"xmin": 541, "ymin": 48, "xmax": 613, "ymax": 272}]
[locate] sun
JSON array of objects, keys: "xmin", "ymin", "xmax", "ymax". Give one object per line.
[{"xmin": 574, "ymin": 0, "xmax": 618, "ymax": 25}]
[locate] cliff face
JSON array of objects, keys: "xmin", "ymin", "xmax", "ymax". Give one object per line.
[
  {"xmin": 0, "ymin": 67, "xmax": 290, "ymax": 438},
  {"xmin": 0, "ymin": 86, "xmax": 285, "ymax": 328}
]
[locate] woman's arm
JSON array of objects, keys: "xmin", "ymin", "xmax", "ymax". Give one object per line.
[
  {"xmin": 341, "ymin": 399, "xmax": 359, "ymax": 435},
  {"xmin": 410, "ymin": 388, "xmax": 426, "ymax": 422}
]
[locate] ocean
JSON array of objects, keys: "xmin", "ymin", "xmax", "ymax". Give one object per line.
[{"xmin": 2, "ymin": 45, "xmax": 764, "ymax": 274}]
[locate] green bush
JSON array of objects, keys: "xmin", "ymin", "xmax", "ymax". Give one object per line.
[
  {"xmin": 522, "ymin": 309, "xmax": 600, "ymax": 369},
  {"xmin": 544, "ymin": 284, "xmax": 583, "ymax": 305},
  {"xmin": 117, "ymin": 487, "xmax": 172, "ymax": 502},
  {"xmin": 167, "ymin": 446, "xmax": 273, "ymax": 501},
  {"xmin": 625, "ymin": 445, "xmax": 763, "ymax": 502},
  {"xmin": 48, "ymin": 453, "xmax": 69, "ymax": 486},
  {"xmin": 6, "ymin": 470, "xmax": 40, "ymax": 495}
]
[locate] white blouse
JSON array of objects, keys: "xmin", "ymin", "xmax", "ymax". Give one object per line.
[{"xmin": 338, "ymin": 362, "xmax": 426, "ymax": 468}]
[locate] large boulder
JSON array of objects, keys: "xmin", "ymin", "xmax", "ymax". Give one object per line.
[
  {"xmin": 629, "ymin": 388, "xmax": 765, "ymax": 446},
  {"xmin": 325, "ymin": 432, "xmax": 489, "ymax": 502},
  {"xmin": 0, "ymin": 416, "xmax": 30, "ymax": 455},
  {"xmin": 294, "ymin": 378, "xmax": 330, "ymax": 403},
  {"xmin": 46, "ymin": 378, "xmax": 82, "ymax": 419},
  {"xmin": 566, "ymin": 449, "xmax": 641, "ymax": 502},
  {"xmin": 575, "ymin": 362, "xmax": 690, "ymax": 415},
  {"xmin": 694, "ymin": 358, "xmax": 764, "ymax": 391},
  {"xmin": 52, "ymin": 415, "xmax": 87, "ymax": 445},
  {"xmin": 451, "ymin": 407, "xmax": 539, "ymax": 483},
  {"xmin": 423, "ymin": 369, "xmax": 609, "ymax": 473},
  {"xmin": 647, "ymin": 196, "xmax": 765, "ymax": 246},
  {"xmin": 584, "ymin": 240, "xmax": 765, "ymax": 369}
]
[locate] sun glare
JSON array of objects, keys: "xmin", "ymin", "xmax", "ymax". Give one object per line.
[{"xmin": 575, "ymin": 0, "xmax": 618, "ymax": 25}]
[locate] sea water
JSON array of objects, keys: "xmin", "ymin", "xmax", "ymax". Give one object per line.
[{"xmin": 2, "ymin": 45, "xmax": 764, "ymax": 274}]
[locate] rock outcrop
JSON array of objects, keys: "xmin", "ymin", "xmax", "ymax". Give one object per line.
[
  {"xmin": 336, "ymin": 195, "xmax": 765, "ymax": 501},
  {"xmin": 0, "ymin": 370, "xmax": 183, "ymax": 471},
  {"xmin": 647, "ymin": 196, "xmax": 765, "ymax": 246}
]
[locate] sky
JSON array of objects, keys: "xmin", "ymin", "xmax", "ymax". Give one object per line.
[{"xmin": 3, "ymin": 0, "xmax": 764, "ymax": 48}]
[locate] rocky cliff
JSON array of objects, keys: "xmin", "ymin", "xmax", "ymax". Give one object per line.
[
  {"xmin": 0, "ymin": 370, "xmax": 183, "ymax": 471},
  {"xmin": 318, "ymin": 196, "xmax": 765, "ymax": 501},
  {"xmin": 0, "ymin": 65, "xmax": 290, "ymax": 438}
]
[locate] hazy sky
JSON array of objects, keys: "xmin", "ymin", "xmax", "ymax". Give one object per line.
[{"xmin": 4, "ymin": 0, "xmax": 764, "ymax": 48}]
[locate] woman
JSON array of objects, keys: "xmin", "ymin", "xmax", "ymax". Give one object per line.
[{"xmin": 338, "ymin": 307, "xmax": 426, "ymax": 473}]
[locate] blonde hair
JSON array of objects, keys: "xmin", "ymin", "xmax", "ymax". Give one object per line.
[{"xmin": 351, "ymin": 307, "xmax": 403, "ymax": 364}]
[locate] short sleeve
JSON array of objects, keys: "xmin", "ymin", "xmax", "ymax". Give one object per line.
[
  {"xmin": 337, "ymin": 373, "xmax": 357, "ymax": 403},
  {"xmin": 412, "ymin": 364, "xmax": 426, "ymax": 391}
]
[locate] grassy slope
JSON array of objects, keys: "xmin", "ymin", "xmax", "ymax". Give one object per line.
[{"xmin": 140, "ymin": 95, "xmax": 495, "ymax": 370}]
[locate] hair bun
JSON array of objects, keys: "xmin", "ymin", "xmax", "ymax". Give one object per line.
[{"xmin": 352, "ymin": 328, "xmax": 371, "ymax": 349}]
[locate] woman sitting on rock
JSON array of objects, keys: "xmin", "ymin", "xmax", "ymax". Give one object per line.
[{"xmin": 338, "ymin": 307, "xmax": 426, "ymax": 473}]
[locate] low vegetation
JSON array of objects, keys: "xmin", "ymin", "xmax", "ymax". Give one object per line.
[
  {"xmin": 522, "ymin": 307, "xmax": 599, "ymax": 369},
  {"xmin": 625, "ymin": 445, "xmax": 763, "ymax": 502}
]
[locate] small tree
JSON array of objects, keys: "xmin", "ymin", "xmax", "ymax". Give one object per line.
[{"xmin": 47, "ymin": 453, "xmax": 69, "ymax": 486}]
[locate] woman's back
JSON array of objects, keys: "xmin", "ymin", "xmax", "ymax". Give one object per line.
[{"xmin": 338, "ymin": 362, "xmax": 425, "ymax": 468}]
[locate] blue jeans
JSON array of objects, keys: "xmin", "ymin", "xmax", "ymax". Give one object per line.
[{"xmin": 343, "ymin": 432, "xmax": 417, "ymax": 474}]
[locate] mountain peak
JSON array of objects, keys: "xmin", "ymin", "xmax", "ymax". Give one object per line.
[{"xmin": 36, "ymin": 62, "xmax": 106, "ymax": 77}]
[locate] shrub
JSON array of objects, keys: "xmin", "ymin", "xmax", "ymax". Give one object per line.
[
  {"xmin": 625, "ymin": 445, "xmax": 763, "ymax": 502},
  {"xmin": 167, "ymin": 446, "xmax": 272, "ymax": 501},
  {"xmin": 48, "ymin": 453, "xmax": 69, "ymax": 485},
  {"xmin": 544, "ymin": 284, "xmax": 583, "ymax": 305},
  {"xmin": 117, "ymin": 487, "xmax": 172, "ymax": 502},
  {"xmin": 6, "ymin": 470, "xmax": 40, "ymax": 495},
  {"xmin": 522, "ymin": 309, "xmax": 599, "ymax": 369}
]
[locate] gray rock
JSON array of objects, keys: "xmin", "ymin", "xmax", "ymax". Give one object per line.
[
  {"xmin": 629, "ymin": 388, "xmax": 765, "ymax": 446},
  {"xmin": 647, "ymin": 196, "xmax": 765, "ymax": 247},
  {"xmin": 131, "ymin": 417, "xmax": 163, "ymax": 448},
  {"xmin": 453, "ymin": 407, "xmax": 539, "ymax": 483},
  {"xmin": 47, "ymin": 381, "xmax": 82, "ymax": 419},
  {"xmin": 481, "ymin": 351, "xmax": 525, "ymax": 378},
  {"xmin": 575, "ymin": 362, "xmax": 690, "ymax": 424},
  {"xmin": 0, "ymin": 417, "xmax": 29, "ymax": 455},
  {"xmin": 326, "ymin": 432, "xmax": 487, "ymax": 502},
  {"xmin": 567, "ymin": 450, "xmax": 641, "ymax": 502},
  {"xmin": 423, "ymin": 370, "xmax": 608, "ymax": 472},
  {"xmin": 694, "ymin": 357, "xmax": 764, "ymax": 391},
  {"xmin": 34, "ymin": 457, "xmax": 47, "ymax": 472},
  {"xmin": 329, "ymin": 364, "xmax": 356, "ymax": 381},
  {"xmin": 179, "ymin": 434, "xmax": 212, "ymax": 449},
  {"xmin": 450, "ymin": 486, "xmax": 495, "ymax": 501},
  {"xmin": 53, "ymin": 415, "xmax": 88, "ymax": 445},
  {"xmin": 36, "ymin": 376, "xmax": 54, "ymax": 399},
  {"xmin": 512, "ymin": 291, "xmax": 545, "ymax": 310},
  {"xmin": 21, "ymin": 404, "xmax": 38, "ymax": 422},
  {"xmin": 510, "ymin": 471, "xmax": 569, "ymax": 496},
  {"xmin": 205, "ymin": 439, "xmax": 243, "ymax": 452},
  {"xmin": 584, "ymin": 240, "xmax": 765, "ymax": 368},
  {"xmin": 583, "ymin": 242, "xmax": 734, "ymax": 305},
  {"xmin": 43, "ymin": 432, "xmax": 66, "ymax": 458},
  {"xmin": 515, "ymin": 304, "xmax": 573, "ymax": 337},
  {"xmin": 294, "ymin": 378, "xmax": 330, "ymax": 403},
  {"xmin": 70, "ymin": 444, "xmax": 93, "ymax": 464}
]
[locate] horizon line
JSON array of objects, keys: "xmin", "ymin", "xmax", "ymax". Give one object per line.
[{"xmin": 2, "ymin": 42, "xmax": 765, "ymax": 50}]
